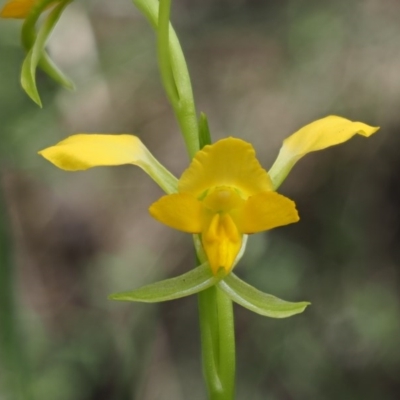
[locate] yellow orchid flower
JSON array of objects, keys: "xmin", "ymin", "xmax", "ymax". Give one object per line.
[
  {"xmin": 1, "ymin": 0, "xmax": 37, "ymax": 18},
  {"xmin": 149, "ymin": 138, "xmax": 299, "ymax": 275},
  {"xmin": 38, "ymin": 116, "xmax": 379, "ymax": 276}
]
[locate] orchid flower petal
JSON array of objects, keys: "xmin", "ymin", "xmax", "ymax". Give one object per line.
[
  {"xmin": 237, "ymin": 191, "xmax": 299, "ymax": 233},
  {"xmin": 39, "ymin": 134, "xmax": 178, "ymax": 194},
  {"xmin": 269, "ymin": 116, "xmax": 379, "ymax": 189},
  {"xmin": 149, "ymin": 193, "xmax": 203, "ymax": 232},
  {"xmin": 179, "ymin": 137, "xmax": 273, "ymax": 199}
]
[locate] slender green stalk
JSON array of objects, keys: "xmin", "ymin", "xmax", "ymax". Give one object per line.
[
  {"xmin": 157, "ymin": 0, "xmax": 179, "ymax": 108},
  {"xmin": 0, "ymin": 174, "xmax": 32, "ymax": 400},
  {"xmin": 198, "ymin": 287, "xmax": 222, "ymax": 396},
  {"xmin": 133, "ymin": 0, "xmax": 200, "ymax": 158},
  {"xmin": 133, "ymin": 2, "xmax": 236, "ymax": 397},
  {"xmin": 198, "ymin": 286, "xmax": 236, "ymax": 400},
  {"xmin": 216, "ymin": 287, "xmax": 235, "ymax": 398}
]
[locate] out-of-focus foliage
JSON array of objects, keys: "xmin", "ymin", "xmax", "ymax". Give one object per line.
[{"xmin": 1, "ymin": 0, "xmax": 400, "ymax": 399}]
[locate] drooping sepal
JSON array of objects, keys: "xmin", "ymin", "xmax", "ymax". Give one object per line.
[
  {"xmin": 218, "ymin": 272, "xmax": 310, "ymax": 318},
  {"xmin": 109, "ymin": 263, "xmax": 224, "ymax": 302}
]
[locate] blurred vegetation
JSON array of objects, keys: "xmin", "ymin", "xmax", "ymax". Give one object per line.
[{"xmin": 1, "ymin": 0, "xmax": 400, "ymax": 399}]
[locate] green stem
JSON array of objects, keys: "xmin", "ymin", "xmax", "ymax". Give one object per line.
[
  {"xmin": 157, "ymin": 0, "xmax": 179, "ymax": 107},
  {"xmin": 132, "ymin": 0, "xmax": 200, "ymax": 159},
  {"xmin": 198, "ymin": 286, "xmax": 236, "ymax": 400},
  {"xmin": 216, "ymin": 287, "xmax": 235, "ymax": 398},
  {"xmin": 0, "ymin": 174, "xmax": 32, "ymax": 400}
]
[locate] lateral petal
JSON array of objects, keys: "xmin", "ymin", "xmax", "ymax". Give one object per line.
[
  {"xmin": 237, "ymin": 192, "xmax": 299, "ymax": 233},
  {"xmin": 39, "ymin": 134, "xmax": 178, "ymax": 194},
  {"xmin": 179, "ymin": 137, "xmax": 273, "ymax": 199},
  {"xmin": 149, "ymin": 193, "xmax": 203, "ymax": 233},
  {"xmin": 269, "ymin": 116, "xmax": 379, "ymax": 189}
]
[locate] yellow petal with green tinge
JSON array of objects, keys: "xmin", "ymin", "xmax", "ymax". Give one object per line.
[
  {"xmin": 202, "ymin": 213, "xmax": 242, "ymax": 275},
  {"xmin": 238, "ymin": 192, "xmax": 299, "ymax": 233},
  {"xmin": 1, "ymin": 0, "xmax": 36, "ymax": 18},
  {"xmin": 39, "ymin": 134, "xmax": 178, "ymax": 194},
  {"xmin": 269, "ymin": 116, "xmax": 379, "ymax": 189},
  {"xmin": 39, "ymin": 134, "xmax": 150, "ymax": 170},
  {"xmin": 149, "ymin": 193, "xmax": 203, "ymax": 233},
  {"xmin": 179, "ymin": 137, "xmax": 273, "ymax": 199}
]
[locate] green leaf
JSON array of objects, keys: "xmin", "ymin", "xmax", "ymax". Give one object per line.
[
  {"xmin": 21, "ymin": 50, "xmax": 41, "ymax": 106},
  {"xmin": 21, "ymin": 1, "xmax": 72, "ymax": 106},
  {"xmin": 218, "ymin": 273, "xmax": 310, "ymax": 318},
  {"xmin": 199, "ymin": 112, "xmax": 212, "ymax": 149},
  {"xmin": 109, "ymin": 263, "xmax": 222, "ymax": 303},
  {"xmin": 21, "ymin": 0, "xmax": 74, "ymax": 92}
]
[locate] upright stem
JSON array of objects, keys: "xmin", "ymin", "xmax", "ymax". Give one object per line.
[
  {"xmin": 215, "ymin": 287, "xmax": 235, "ymax": 397},
  {"xmin": 198, "ymin": 286, "xmax": 236, "ymax": 400},
  {"xmin": 133, "ymin": 2, "xmax": 235, "ymax": 398},
  {"xmin": 133, "ymin": 0, "xmax": 200, "ymax": 159},
  {"xmin": 157, "ymin": 0, "xmax": 179, "ymax": 107}
]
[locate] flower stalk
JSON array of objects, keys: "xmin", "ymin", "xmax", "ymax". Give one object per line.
[
  {"xmin": 133, "ymin": 0, "xmax": 200, "ymax": 159},
  {"xmin": 157, "ymin": 0, "xmax": 179, "ymax": 108},
  {"xmin": 198, "ymin": 286, "xmax": 235, "ymax": 400},
  {"xmin": 196, "ymin": 216, "xmax": 235, "ymax": 400}
]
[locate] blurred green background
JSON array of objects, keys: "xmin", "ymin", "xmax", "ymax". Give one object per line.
[{"xmin": 1, "ymin": 0, "xmax": 400, "ymax": 399}]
